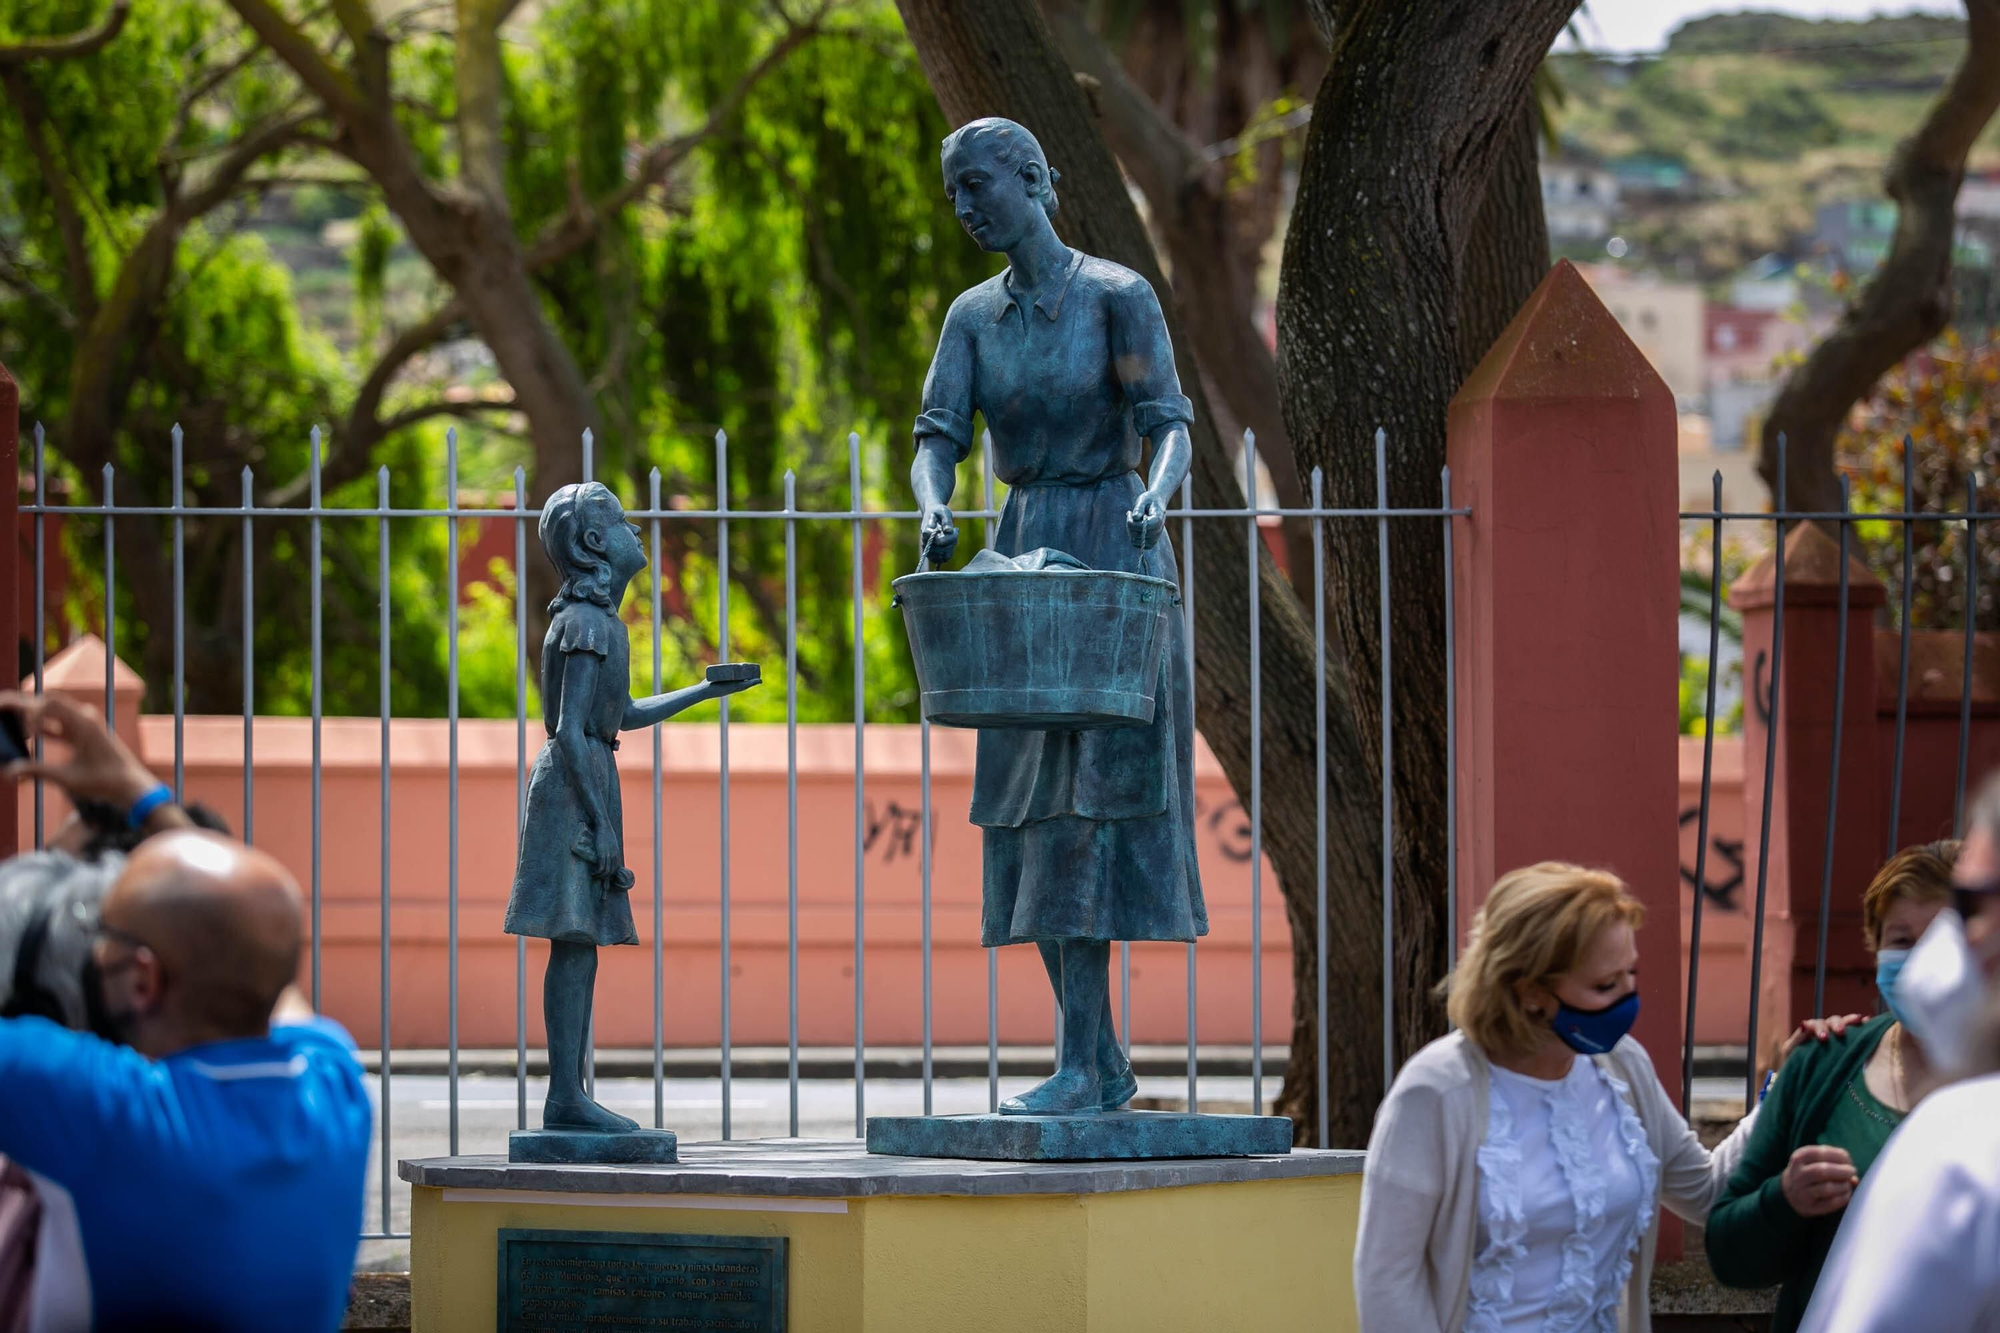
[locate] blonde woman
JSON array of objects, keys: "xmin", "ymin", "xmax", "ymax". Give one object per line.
[{"xmin": 1354, "ymin": 863, "xmax": 1840, "ymax": 1333}]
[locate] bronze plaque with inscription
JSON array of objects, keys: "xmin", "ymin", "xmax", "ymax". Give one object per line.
[{"xmin": 497, "ymin": 1229, "xmax": 786, "ymax": 1333}]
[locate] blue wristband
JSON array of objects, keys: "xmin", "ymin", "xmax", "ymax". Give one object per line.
[
  {"xmin": 126, "ymin": 784, "xmax": 175, "ymax": 830},
  {"xmin": 1758, "ymin": 1069, "xmax": 1776, "ymax": 1104}
]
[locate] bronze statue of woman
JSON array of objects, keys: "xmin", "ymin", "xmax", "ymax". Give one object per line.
[{"xmin": 911, "ymin": 118, "xmax": 1205, "ymax": 1116}]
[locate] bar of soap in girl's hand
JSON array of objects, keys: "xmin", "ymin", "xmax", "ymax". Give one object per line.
[{"xmin": 707, "ymin": 663, "xmax": 761, "ymax": 684}]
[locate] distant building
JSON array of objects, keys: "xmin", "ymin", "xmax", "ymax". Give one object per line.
[
  {"xmin": 1577, "ymin": 264, "xmax": 1707, "ymax": 411},
  {"xmin": 1611, "ymin": 153, "xmax": 1697, "ymax": 203},
  {"xmin": 1704, "ymin": 306, "xmax": 1822, "ymax": 450},
  {"xmin": 1814, "ymin": 198, "xmax": 1995, "ymax": 277},
  {"xmin": 1729, "ymin": 255, "xmax": 1803, "ymax": 313},
  {"xmin": 1958, "ymin": 170, "xmax": 2000, "ymax": 221},
  {"xmin": 1540, "ymin": 156, "xmax": 1621, "ymax": 242}
]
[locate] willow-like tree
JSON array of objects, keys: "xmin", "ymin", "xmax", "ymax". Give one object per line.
[{"xmin": 1, "ymin": 0, "xmax": 989, "ymax": 721}]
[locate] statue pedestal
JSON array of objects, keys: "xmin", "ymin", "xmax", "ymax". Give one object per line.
[
  {"xmin": 401, "ymin": 1139, "xmax": 1363, "ymax": 1332},
  {"xmin": 508, "ymin": 1127, "xmax": 678, "ymax": 1165},
  {"xmin": 865, "ymin": 1110, "xmax": 1292, "ymax": 1161}
]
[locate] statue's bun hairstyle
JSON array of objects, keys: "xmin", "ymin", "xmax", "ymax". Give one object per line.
[{"xmin": 942, "ymin": 117, "xmax": 1061, "ymax": 218}]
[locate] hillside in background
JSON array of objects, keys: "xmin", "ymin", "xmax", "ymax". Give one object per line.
[{"xmin": 1549, "ymin": 10, "xmax": 1999, "ymax": 279}]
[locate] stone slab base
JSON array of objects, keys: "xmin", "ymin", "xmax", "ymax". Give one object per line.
[
  {"xmin": 402, "ymin": 1139, "xmax": 1363, "ymax": 1332},
  {"xmin": 507, "ymin": 1127, "xmax": 677, "ymax": 1165},
  {"xmin": 864, "ymin": 1110, "xmax": 1293, "ymax": 1161}
]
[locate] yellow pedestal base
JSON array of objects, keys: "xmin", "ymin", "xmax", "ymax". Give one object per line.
[{"xmin": 406, "ymin": 1141, "xmax": 1362, "ymax": 1332}]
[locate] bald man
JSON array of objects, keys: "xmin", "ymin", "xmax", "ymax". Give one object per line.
[{"xmin": 0, "ymin": 693, "xmax": 370, "ymax": 1332}]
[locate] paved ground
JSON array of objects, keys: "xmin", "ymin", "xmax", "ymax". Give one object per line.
[
  {"xmin": 352, "ymin": 1072, "xmax": 1265, "ymax": 1271},
  {"xmin": 350, "ymin": 1069, "xmax": 1749, "ymax": 1270}
]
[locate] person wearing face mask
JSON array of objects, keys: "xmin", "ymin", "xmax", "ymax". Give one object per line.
[
  {"xmin": 1796, "ymin": 775, "xmax": 2000, "ymax": 1333},
  {"xmin": 1353, "ymin": 862, "xmax": 1849, "ymax": 1333},
  {"xmin": 1701, "ymin": 841, "xmax": 1957, "ymax": 1331},
  {"xmin": 0, "ymin": 690, "xmax": 371, "ymax": 1332}
]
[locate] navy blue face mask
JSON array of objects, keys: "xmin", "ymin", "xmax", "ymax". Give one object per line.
[{"xmin": 1550, "ymin": 991, "xmax": 1641, "ymax": 1055}]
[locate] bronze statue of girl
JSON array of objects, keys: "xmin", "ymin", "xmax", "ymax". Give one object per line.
[
  {"xmin": 911, "ymin": 118, "xmax": 1205, "ymax": 1116},
  {"xmin": 505, "ymin": 481, "xmax": 759, "ymax": 1134}
]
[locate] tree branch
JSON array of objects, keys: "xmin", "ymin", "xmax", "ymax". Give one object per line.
[
  {"xmin": 453, "ymin": 0, "xmax": 514, "ymax": 206},
  {"xmin": 175, "ymin": 110, "xmax": 322, "ymax": 219},
  {"xmin": 1040, "ymin": 0, "xmax": 1306, "ymax": 511},
  {"xmin": 0, "ymin": 68, "xmax": 98, "ymax": 322},
  {"xmin": 0, "ymin": 0, "xmax": 129, "ymax": 67},
  {"xmin": 377, "ymin": 394, "xmax": 517, "ymax": 436},
  {"xmin": 172, "ymin": 30, "xmax": 274, "ymax": 148},
  {"xmin": 220, "ymin": 0, "xmax": 370, "ymax": 123},
  {"xmin": 0, "ymin": 237, "xmax": 76, "ymax": 328},
  {"xmin": 522, "ymin": 14, "xmax": 823, "ymax": 271},
  {"xmin": 1762, "ymin": 0, "xmax": 2000, "ymax": 514},
  {"xmin": 274, "ymin": 298, "xmax": 468, "ymax": 504}
]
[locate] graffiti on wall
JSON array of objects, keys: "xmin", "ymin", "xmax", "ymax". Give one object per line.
[
  {"xmin": 1678, "ymin": 806, "xmax": 1745, "ymax": 911},
  {"xmin": 861, "ymin": 794, "xmax": 1267, "ymax": 867},
  {"xmin": 863, "ymin": 799, "xmax": 932, "ymax": 864}
]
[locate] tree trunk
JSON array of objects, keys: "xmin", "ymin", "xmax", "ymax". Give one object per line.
[
  {"xmin": 1458, "ymin": 97, "xmax": 1551, "ymax": 371},
  {"xmin": 1042, "ymin": 0, "xmax": 1318, "ymax": 585},
  {"xmin": 1277, "ymin": 0, "xmax": 1577, "ymax": 1079},
  {"xmin": 1761, "ymin": 0, "xmax": 2000, "ymax": 515},
  {"xmin": 893, "ymin": 0, "xmax": 1391, "ymax": 1146}
]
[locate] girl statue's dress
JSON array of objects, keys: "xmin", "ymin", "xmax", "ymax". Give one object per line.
[{"xmin": 505, "ymin": 594, "xmax": 636, "ymax": 947}]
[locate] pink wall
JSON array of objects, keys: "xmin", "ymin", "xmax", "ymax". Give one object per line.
[
  {"xmin": 20, "ymin": 715, "xmax": 1290, "ymax": 1051},
  {"xmin": 1677, "ymin": 735, "xmax": 1750, "ymax": 1047}
]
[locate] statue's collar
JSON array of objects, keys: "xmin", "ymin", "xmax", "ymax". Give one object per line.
[{"xmin": 997, "ymin": 248, "xmax": 1084, "ymax": 324}]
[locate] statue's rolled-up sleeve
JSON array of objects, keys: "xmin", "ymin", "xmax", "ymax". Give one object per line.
[
  {"xmin": 914, "ymin": 304, "xmax": 977, "ymax": 463},
  {"xmin": 1111, "ymin": 278, "xmax": 1192, "ymax": 440}
]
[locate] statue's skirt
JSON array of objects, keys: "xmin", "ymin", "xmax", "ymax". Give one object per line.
[
  {"xmin": 503, "ymin": 733, "xmax": 639, "ymax": 946},
  {"xmin": 970, "ymin": 474, "xmax": 1206, "ymax": 946}
]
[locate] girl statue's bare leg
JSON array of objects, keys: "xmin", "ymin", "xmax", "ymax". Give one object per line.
[{"xmin": 542, "ymin": 940, "xmax": 638, "ymax": 1132}]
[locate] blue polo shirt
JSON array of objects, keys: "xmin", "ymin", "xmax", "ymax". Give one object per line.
[{"xmin": 0, "ymin": 1014, "xmax": 371, "ymax": 1331}]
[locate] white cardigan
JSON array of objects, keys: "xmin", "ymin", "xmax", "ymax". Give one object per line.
[{"xmin": 1354, "ymin": 1032, "xmax": 1749, "ymax": 1333}]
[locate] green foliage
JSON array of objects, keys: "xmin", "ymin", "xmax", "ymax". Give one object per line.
[
  {"xmin": 1679, "ymin": 652, "xmax": 1742, "ymax": 737},
  {"xmin": 1545, "ymin": 13, "xmax": 1978, "ymax": 276},
  {"xmin": 482, "ymin": 0, "xmax": 993, "ymax": 724},
  {"xmin": 4, "ymin": 0, "xmax": 992, "ymax": 724},
  {"xmin": 1839, "ymin": 331, "xmax": 2000, "ymax": 632},
  {"xmin": 351, "ymin": 203, "xmax": 395, "ymax": 347}
]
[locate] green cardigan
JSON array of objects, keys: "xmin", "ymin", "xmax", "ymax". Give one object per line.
[{"xmin": 1702, "ymin": 1013, "xmax": 1896, "ymax": 1333}]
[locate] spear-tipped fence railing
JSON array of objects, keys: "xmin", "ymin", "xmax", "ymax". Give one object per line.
[
  {"xmin": 1677, "ymin": 434, "xmax": 1996, "ymax": 1112},
  {"xmin": 25, "ymin": 422, "xmax": 1468, "ymax": 1241}
]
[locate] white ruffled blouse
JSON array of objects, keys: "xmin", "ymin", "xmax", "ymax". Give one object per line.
[{"xmin": 1468, "ymin": 1057, "xmax": 1659, "ymax": 1333}]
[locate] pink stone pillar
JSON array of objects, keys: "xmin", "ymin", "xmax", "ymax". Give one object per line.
[
  {"xmin": 1730, "ymin": 524, "xmax": 1886, "ymax": 1076},
  {"xmin": 1447, "ymin": 259, "xmax": 1683, "ymax": 1100}
]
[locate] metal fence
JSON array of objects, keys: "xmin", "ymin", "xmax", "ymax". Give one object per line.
[
  {"xmin": 21, "ymin": 422, "xmax": 1468, "ymax": 1243},
  {"xmin": 1678, "ymin": 434, "xmax": 1994, "ymax": 1114}
]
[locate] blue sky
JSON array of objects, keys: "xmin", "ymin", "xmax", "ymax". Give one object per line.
[{"xmin": 1559, "ymin": 1, "xmax": 1961, "ymax": 54}]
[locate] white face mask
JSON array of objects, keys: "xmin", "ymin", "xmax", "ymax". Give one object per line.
[{"xmin": 1897, "ymin": 910, "xmax": 1987, "ymax": 1075}]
